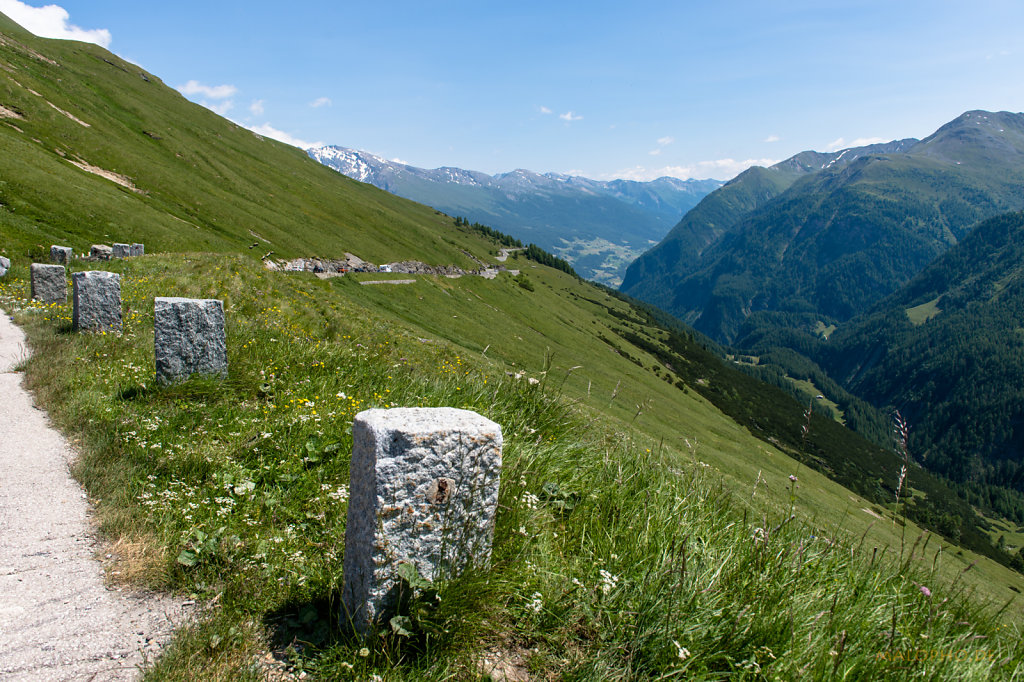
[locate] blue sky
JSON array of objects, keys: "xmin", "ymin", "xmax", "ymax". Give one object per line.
[{"xmin": 3, "ymin": 0, "xmax": 1024, "ymax": 181}]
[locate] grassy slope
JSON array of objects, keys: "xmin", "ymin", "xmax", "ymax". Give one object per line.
[
  {"xmin": 0, "ymin": 18, "xmax": 484, "ymax": 267},
  {"xmin": 3, "ymin": 256, "xmax": 1023, "ymax": 679}
]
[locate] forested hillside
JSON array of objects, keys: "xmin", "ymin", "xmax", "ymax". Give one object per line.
[
  {"xmin": 623, "ymin": 112, "xmax": 1024, "ymax": 344},
  {"xmin": 815, "ymin": 210, "xmax": 1024, "ymax": 531}
]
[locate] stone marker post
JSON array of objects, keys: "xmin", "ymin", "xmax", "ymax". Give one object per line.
[
  {"xmin": 130, "ymin": 243, "xmax": 145, "ymax": 257},
  {"xmin": 72, "ymin": 271, "xmax": 121, "ymax": 332},
  {"xmin": 342, "ymin": 407, "xmax": 502, "ymax": 635},
  {"xmin": 30, "ymin": 264, "xmax": 66, "ymax": 303},
  {"xmin": 0, "ymin": 256, "xmax": 9, "ymax": 278},
  {"xmin": 50, "ymin": 245, "xmax": 73, "ymax": 265},
  {"xmin": 90, "ymin": 245, "xmax": 112, "ymax": 260},
  {"xmin": 153, "ymin": 297, "xmax": 227, "ymax": 383},
  {"xmin": 112, "ymin": 243, "xmax": 131, "ymax": 258}
]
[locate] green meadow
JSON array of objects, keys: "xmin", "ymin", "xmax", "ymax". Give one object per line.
[{"xmin": 1, "ymin": 252, "xmax": 1022, "ymax": 680}]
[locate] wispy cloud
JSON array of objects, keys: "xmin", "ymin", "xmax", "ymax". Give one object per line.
[
  {"xmin": 611, "ymin": 157, "xmax": 779, "ymax": 182},
  {"xmin": 206, "ymin": 100, "xmax": 234, "ymax": 116},
  {"xmin": 539, "ymin": 106, "xmax": 552, "ymax": 114},
  {"xmin": 248, "ymin": 123, "xmax": 321, "ymax": 150},
  {"xmin": 825, "ymin": 136, "xmax": 888, "ymax": 152},
  {"xmin": 764, "ymin": 134, "xmax": 780, "ymax": 143},
  {"xmin": 250, "ymin": 99, "xmax": 265, "ymax": 116},
  {"xmin": 177, "ymin": 80, "xmax": 238, "ymax": 100},
  {"xmin": 650, "ymin": 136, "xmax": 674, "ymax": 155},
  {"xmin": 559, "ymin": 111, "xmax": 583, "ymax": 122},
  {"xmin": 310, "ymin": 96, "xmax": 332, "ymax": 108},
  {"xmin": 0, "ymin": 0, "xmax": 111, "ymax": 47}
]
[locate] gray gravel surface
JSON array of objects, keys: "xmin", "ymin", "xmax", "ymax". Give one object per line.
[{"xmin": 0, "ymin": 309, "xmax": 185, "ymax": 680}]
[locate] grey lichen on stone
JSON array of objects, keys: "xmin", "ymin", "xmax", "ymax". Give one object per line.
[
  {"xmin": 72, "ymin": 271, "xmax": 121, "ymax": 332},
  {"xmin": 50, "ymin": 245, "xmax": 73, "ymax": 265},
  {"xmin": 342, "ymin": 407, "xmax": 503, "ymax": 635},
  {"xmin": 30, "ymin": 263, "xmax": 66, "ymax": 303},
  {"xmin": 112, "ymin": 243, "xmax": 131, "ymax": 258},
  {"xmin": 0, "ymin": 256, "xmax": 9, "ymax": 278},
  {"xmin": 153, "ymin": 297, "xmax": 226, "ymax": 384},
  {"xmin": 90, "ymin": 245, "xmax": 113, "ymax": 260},
  {"xmin": 130, "ymin": 243, "xmax": 145, "ymax": 257}
]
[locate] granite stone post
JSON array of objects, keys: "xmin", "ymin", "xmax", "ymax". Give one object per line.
[
  {"xmin": 0, "ymin": 256, "xmax": 9, "ymax": 278},
  {"xmin": 112, "ymin": 243, "xmax": 131, "ymax": 258},
  {"xmin": 153, "ymin": 297, "xmax": 227, "ymax": 383},
  {"xmin": 50, "ymin": 245, "xmax": 73, "ymax": 265},
  {"xmin": 130, "ymin": 243, "xmax": 145, "ymax": 257},
  {"xmin": 90, "ymin": 245, "xmax": 112, "ymax": 260},
  {"xmin": 72, "ymin": 271, "xmax": 121, "ymax": 332},
  {"xmin": 30, "ymin": 264, "xmax": 66, "ymax": 303},
  {"xmin": 342, "ymin": 407, "xmax": 502, "ymax": 634}
]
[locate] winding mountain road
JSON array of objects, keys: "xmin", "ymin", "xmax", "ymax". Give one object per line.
[{"xmin": 0, "ymin": 309, "xmax": 180, "ymax": 680}]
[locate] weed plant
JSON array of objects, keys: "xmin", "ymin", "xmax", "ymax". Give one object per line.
[{"xmin": 1, "ymin": 255, "xmax": 1021, "ymax": 680}]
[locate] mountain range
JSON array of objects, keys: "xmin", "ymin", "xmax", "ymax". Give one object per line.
[
  {"xmin": 620, "ymin": 110, "xmax": 1024, "ymax": 532},
  {"xmin": 309, "ymin": 145, "xmax": 720, "ymax": 285},
  {"xmin": 622, "ymin": 111, "xmax": 1024, "ymax": 343}
]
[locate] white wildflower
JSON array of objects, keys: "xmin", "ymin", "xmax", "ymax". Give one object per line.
[
  {"xmin": 528, "ymin": 592, "xmax": 543, "ymax": 614},
  {"xmin": 599, "ymin": 569, "xmax": 619, "ymax": 595}
]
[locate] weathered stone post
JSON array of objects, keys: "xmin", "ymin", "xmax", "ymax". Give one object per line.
[
  {"xmin": 342, "ymin": 407, "xmax": 502, "ymax": 635},
  {"xmin": 0, "ymin": 256, "xmax": 10, "ymax": 278},
  {"xmin": 90, "ymin": 245, "xmax": 112, "ymax": 260},
  {"xmin": 112, "ymin": 243, "xmax": 131, "ymax": 259},
  {"xmin": 50, "ymin": 245, "xmax": 73, "ymax": 265},
  {"xmin": 30, "ymin": 264, "xmax": 66, "ymax": 303},
  {"xmin": 153, "ymin": 297, "xmax": 227, "ymax": 383},
  {"xmin": 130, "ymin": 243, "xmax": 145, "ymax": 257},
  {"xmin": 72, "ymin": 271, "xmax": 121, "ymax": 332}
]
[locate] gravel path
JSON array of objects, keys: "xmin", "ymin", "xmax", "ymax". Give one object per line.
[{"xmin": 0, "ymin": 309, "xmax": 183, "ymax": 681}]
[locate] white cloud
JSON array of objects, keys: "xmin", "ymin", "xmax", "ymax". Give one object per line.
[
  {"xmin": 559, "ymin": 111, "xmax": 583, "ymax": 122},
  {"xmin": 610, "ymin": 157, "xmax": 779, "ymax": 182},
  {"xmin": 648, "ymin": 149, "xmax": 662, "ymax": 156},
  {"xmin": 391, "ymin": 157, "xmax": 409, "ymax": 165},
  {"xmin": 657, "ymin": 136, "xmax": 674, "ymax": 146},
  {"xmin": 825, "ymin": 136, "xmax": 888, "ymax": 152},
  {"xmin": 177, "ymin": 80, "xmax": 237, "ymax": 100},
  {"xmin": 310, "ymin": 96, "xmax": 332, "ymax": 108},
  {"xmin": 764, "ymin": 134, "xmax": 780, "ymax": 143},
  {"xmin": 250, "ymin": 99, "xmax": 265, "ymax": 116},
  {"xmin": 206, "ymin": 100, "xmax": 235, "ymax": 116},
  {"xmin": 0, "ymin": 0, "xmax": 111, "ymax": 47},
  {"xmin": 539, "ymin": 106, "xmax": 552, "ymax": 114},
  {"xmin": 248, "ymin": 123, "xmax": 321, "ymax": 150}
]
